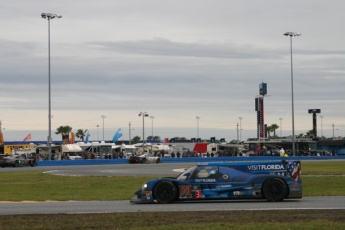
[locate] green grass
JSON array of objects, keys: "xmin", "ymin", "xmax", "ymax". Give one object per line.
[
  {"xmin": 0, "ymin": 172, "xmax": 157, "ymax": 201},
  {"xmin": 302, "ymin": 161, "xmax": 345, "ymax": 175}
]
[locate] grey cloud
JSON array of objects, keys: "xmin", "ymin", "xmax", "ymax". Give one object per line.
[{"xmin": 88, "ymin": 38, "xmax": 282, "ymax": 59}]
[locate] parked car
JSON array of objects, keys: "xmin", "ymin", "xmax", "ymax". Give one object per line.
[
  {"xmin": 128, "ymin": 154, "xmax": 161, "ymax": 164},
  {"xmin": 65, "ymin": 153, "xmax": 83, "ymax": 160},
  {"xmin": 131, "ymin": 160, "xmax": 302, "ymax": 204},
  {"xmin": 0, "ymin": 154, "xmax": 37, "ymax": 168}
]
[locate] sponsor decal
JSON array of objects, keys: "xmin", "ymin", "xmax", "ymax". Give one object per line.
[
  {"xmin": 287, "ymin": 161, "xmax": 301, "ymax": 181},
  {"xmin": 216, "ymin": 185, "xmax": 232, "ymax": 188},
  {"xmin": 233, "ymin": 191, "xmax": 241, "ymax": 196},
  {"xmin": 275, "ymin": 172, "xmax": 286, "ymax": 176},
  {"xmin": 195, "ymin": 179, "xmax": 216, "ymax": 183},
  {"xmin": 223, "ymin": 174, "xmax": 229, "ymax": 180},
  {"xmin": 248, "ymin": 164, "xmax": 285, "ymax": 171}
]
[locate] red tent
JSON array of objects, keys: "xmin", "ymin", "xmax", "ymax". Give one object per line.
[{"xmin": 193, "ymin": 143, "xmax": 208, "ymax": 153}]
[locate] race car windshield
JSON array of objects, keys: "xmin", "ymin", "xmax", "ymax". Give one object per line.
[{"xmin": 176, "ymin": 166, "xmax": 196, "ymax": 180}]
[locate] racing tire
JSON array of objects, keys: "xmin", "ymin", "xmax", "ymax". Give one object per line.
[
  {"xmin": 30, "ymin": 161, "xmax": 37, "ymax": 167},
  {"xmin": 153, "ymin": 181, "xmax": 177, "ymax": 204},
  {"xmin": 13, "ymin": 161, "xmax": 20, "ymax": 167},
  {"xmin": 262, "ymin": 178, "xmax": 288, "ymax": 202},
  {"xmin": 156, "ymin": 158, "xmax": 161, "ymax": 163},
  {"xmin": 141, "ymin": 158, "xmax": 147, "ymax": 164}
]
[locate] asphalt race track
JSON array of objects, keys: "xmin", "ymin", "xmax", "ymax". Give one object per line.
[
  {"xmin": 1, "ymin": 162, "xmax": 345, "ymax": 215},
  {"xmin": 1, "ymin": 197, "xmax": 345, "ymax": 215}
]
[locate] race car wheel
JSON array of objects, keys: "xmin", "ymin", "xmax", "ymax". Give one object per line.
[
  {"xmin": 141, "ymin": 158, "xmax": 147, "ymax": 164},
  {"xmin": 156, "ymin": 158, "xmax": 161, "ymax": 163},
  {"xmin": 153, "ymin": 181, "xmax": 177, "ymax": 204},
  {"xmin": 262, "ymin": 178, "xmax": 288, "ymax": 202},
  {"xmin": 30, "ymin": 161, "xmax": 37, "ymax": 167},
  {"xmin": 13, "ymin": 161, "xmax": 20, "ymax": 167}
]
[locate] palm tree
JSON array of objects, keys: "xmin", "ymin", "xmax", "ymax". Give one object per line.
[
  {"xmin": 270, "ymin": 124, "xmax": 279, "ymax": 137},
  {"xmin": 131, "ymin": 136, "xmax": 141, "ymax": 144},
  {"xmin": 55, "ymin": 125, "xmax": 73, "ymax": 135},
  {"xmin": 55, "ymin": 125, "xmax": 73, "ymax": 144},
  {"xmin": 153, "ymin": 136, "xmax": 161, "ymax": 140},
  {"xmin": 306, "ymin": 129, "xmax": 314, "ymax": 137},
  {"xmin": 76, "ymin": 129, "xmax": 88, "ymax": 142},
  {"xmin": 266, "ymin": 126, "xmax": 273, "ymax": 138},
  {"xmin": 297, "ymin": 133, "xmax": 304, "ymax": 138}
]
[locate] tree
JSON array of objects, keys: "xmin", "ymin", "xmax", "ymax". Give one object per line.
[
  {"xmin": 76, "ymin": 129, "xmax": 88, "ymax": 142},
  {"xmin": 153, "ymin": 136, "xmax": 160, "ymax": 140},
  {"xmin": 270, "ymin": 124, "xmax": 279, "ymax": 137},
  {"xmin": 172, "ymin": 137, "xmax": 187, "ymax": 140},
  {"xmin": 55, "ymin": 125, "xmax": 73, "ymax": 144},
  {"xmin": 55, "ymin": 125, "xmax": 73, "ymax": 135},
  {"xmin": 266, "ymin": 126, "xmax": 273, "ymax": 138},
  {"xmin": 146, "ymin": 136, "xmax": 153, "ymax": 140},
  {"xmin": 306, "ymin": 129, "xmax": 314, "ymax": 137},
  {"xmin": 297, "ymin": 133, "xmax": 304, "ymax": 138},
  {"xmin": 131, "ymin": 136, "xmax": 141, "ymax": 144}
]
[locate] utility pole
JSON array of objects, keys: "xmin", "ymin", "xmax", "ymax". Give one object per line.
[
  {"xmin": 101, "ymin": 115, "xmax": 106, "ymax": 141},
  {"xmin": 236, "ymin": 122, "xmax": 239, "ymax": 144},
  {"xmin": 129, "ymin": 122, "xmax": 132, "ymax": 145}
]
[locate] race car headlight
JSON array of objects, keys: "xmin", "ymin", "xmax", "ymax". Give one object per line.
[{"xmin": 142, "ymin": 183, "xmax": 148, "ymax": 191}]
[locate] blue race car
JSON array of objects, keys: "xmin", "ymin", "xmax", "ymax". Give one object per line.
[{"xmin": 130, "ymin": 160, "xmax": 302, "ymax": 204}]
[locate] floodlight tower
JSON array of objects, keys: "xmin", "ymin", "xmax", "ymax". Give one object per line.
[
  {"xmin": 284, "ymin": 32, "xmax": 301, "ymax": 156},
  {"xmin": 196, "ymin": 116, "xmax": 200, "ymax": 139},
  {"xmin": 139, "ymin": 112, "xmax": 149, "ymax": 146},
  {"xmin": 41, "ymin": 13, "xmax": 62, "ymax": 160}
]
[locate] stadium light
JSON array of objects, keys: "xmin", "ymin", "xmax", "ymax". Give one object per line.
[
  {"xmin": 41, "ymin": 13, "xmax": 62, "ymax": 160},
  {"xmin": 284, "ymin": 32, "xmax": 301, "ymax": 156}
]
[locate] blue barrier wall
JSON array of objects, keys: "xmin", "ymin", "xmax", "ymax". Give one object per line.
[{"xmin": 37, "ymin": 156, "xmax": 345, "ymax": 167}]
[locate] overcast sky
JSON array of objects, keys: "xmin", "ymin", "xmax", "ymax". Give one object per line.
[{"xmin": 1, "ymin": 0, "xmax": 344, "ymax": 142}]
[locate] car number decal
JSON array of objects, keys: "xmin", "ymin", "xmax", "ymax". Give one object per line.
[{"xmin": 179, "ymin": 185, "xmax": 192, "ymax": 195}]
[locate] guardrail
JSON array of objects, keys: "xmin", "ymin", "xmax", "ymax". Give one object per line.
[{"xmin": 36, "ymin": 155, "xmax": 345, "ymax": 167}]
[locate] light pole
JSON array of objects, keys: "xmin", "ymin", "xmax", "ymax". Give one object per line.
[
  {"xmin": 128, "ymin": 122, "xmax": 134, "ymax": 145},
  {"xmin": 279, "ymin": 118, "xmax": 283, "ymax": 138},
  {"xmin": 41, "ymin": 13, "xmax": 62, "ymax": 160},
  {"xmin": 239, "ymin": 117, "xmax": 243, "ymax": 142},
  {"xmin": 332, "ymin": 123, "xmax": 339, "ymax": 140},
  {"xmin": 101, "ymin": 115, "xmax": 106, "ymax": 141},
  {"xmin": 150, "ymin": 116, "xmax": 155, "ymax": 139},
  {"xmin": 320, "ymin": 116, "xmax": 324, "ymax": 138},
  {"xmin": 196, "ymin": 116, "xmax": 200, "ymax": 139},
  {"xmin": 236, "ymin": 122, "xmax": 239, "ymax": 144},
  {"xmin": 139, "ymin": 112, "xmax": 149, "ymax": 147},
  {"xmin": 284, "ymin": 32, "xmax": 301, "ymax": 156},
  {"xmin": 96, "ymin": 125, "xmax": 99, "ymax": 141}
]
